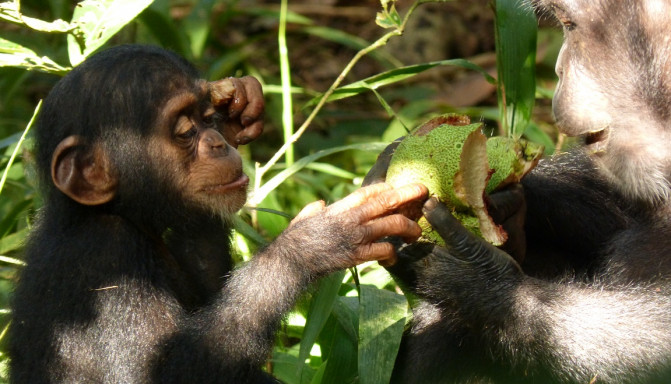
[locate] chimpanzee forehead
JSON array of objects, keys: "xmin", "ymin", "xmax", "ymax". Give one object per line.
[
  {"xmin": 167, "ymin": 79, "xmax": 210, "ymax": 109},
  {"xmin": 154, "ymin": 82, "xmax": 209, "ymax": 129}
]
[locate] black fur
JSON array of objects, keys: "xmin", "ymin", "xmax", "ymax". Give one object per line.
[
  {"xmin": 9, "ymin": 45, "xmax": 374, "ymax": 383},
  {"xmin": 387, "ymin": 0, "xmax": 671, "ymax": 382}
]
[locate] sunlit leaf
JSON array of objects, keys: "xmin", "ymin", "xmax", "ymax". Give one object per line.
[
  {"xmin": 67, "ymin": 0, "xmax": 153, "ymax": 65},
  {"xmin": 297, "ymin": 271, "xmax": 346, "ymax": 377},
  {"xmin": 0, "ymin": 38, "xmax": 69, "ymax": 73},
  {"xmin": 358, "ymin": 285, "xmax": 407, "ymax": 384},
  {"xmin": 0, "ymin": 1, "xmax": 73, "ymax": 32},
  {"xmin": 0, "ymin": 227, "xmax": 28, "ymax": 254},
  {"xmin": 249, "ymin": 142, "xmax": 389, "ymax": 206}
]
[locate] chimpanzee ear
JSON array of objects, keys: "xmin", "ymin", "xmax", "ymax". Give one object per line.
[{"xmin": 51, "ymin": 135, "xmax": 118, "ymax": 206}]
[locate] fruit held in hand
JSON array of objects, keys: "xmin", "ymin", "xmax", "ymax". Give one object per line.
[{"xmin": 386, "ymin": 114, "xmax": 543, "ymax": 245}]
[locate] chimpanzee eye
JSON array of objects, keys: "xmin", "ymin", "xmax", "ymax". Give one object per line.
[
  {"xmin": 174, "ymin": 116, "xmax": 198, "ymax": 141},
  {"xmin": 551, "ymin": 4, "xmax": 576, "ymax": 31},
  {"xmin": 179, "ymin": 127, "xmax": 197, "ymax": 140}
]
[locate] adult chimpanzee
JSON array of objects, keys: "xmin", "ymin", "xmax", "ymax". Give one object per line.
[
  {"xmin": 366, "ymin": 0, "xmax": 671, "ymax": 383},
  {"xmin": 9, "ymin": 44, "xmax": 429, "ymax": 383}
]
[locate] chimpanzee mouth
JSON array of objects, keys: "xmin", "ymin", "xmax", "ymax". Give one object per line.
[
  {"xmin": 203, "ymin": 173, "xmax": 249, "ymax": 194},
  {"xmin": 582, "ymin": 128, "xmax": 609, "ymax": 154}
]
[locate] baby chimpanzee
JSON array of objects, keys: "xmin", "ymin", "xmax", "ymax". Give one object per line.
[
  {"xmin": 367, "ymin": 1, "xmax": 671, "ymax": 383},
  {"xmin": 9, "ymin": 44, "xmax": 428, "ymax": 383}
]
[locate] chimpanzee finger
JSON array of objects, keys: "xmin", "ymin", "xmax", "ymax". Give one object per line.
[
  {"xmin": 351, "ymin": 184, "xmax": 428, "ymax": 223},
  {"xmin": 487, "ymin": 184, "xmax": 527, "ymax": 263},
  {"xmin": 235, "ymin": 120, "xmax": 264, "ymax": 146},
  {"xmin": 362, "ymin": 138, "xmax": 402, "ymax": 187},
  {"xmin": 227, "ymin": 77, "xmax": 248, "ymax": 119},
  {"xmin": 326, "ymin": 183, "xmax": 393, "ymax": 217},
  {"xmin": 291, "ymin": 200, "xmax": 326, "ymax": 225},
  {"xmin": 223, "ymin": 121, "xmax": 242, "ymax": 148},
  {"xmin": 360, "ymin": 215, "xmax": 422, "ymax": 245},
  {"xmin": 329, "ymin": 183, "xmax": 427, "ymax": 220},
  {"xmin": 238, "ymin": 76, "xmax": 265, "ymax": 126},
  {"xmin": 353, "ymin": 242, "xmax": 397, "ymax": 267},
  {"xmin": 422, "ymin": 197, "xmax": 521, "ymax": 273},
  {"xmin": 488, "ymin": 184, "xmax": 525, "ymax": 225}
]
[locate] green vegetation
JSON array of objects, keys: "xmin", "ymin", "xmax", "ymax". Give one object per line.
[{"xmin": 0, "ymin": 0, "xmax": 561, "ymax": 382}]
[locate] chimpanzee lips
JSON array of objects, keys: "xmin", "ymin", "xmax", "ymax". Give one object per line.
[
  {"xmin": 582, "ymin": 128, "xmax": 609, "ymax": 153},
  {"xmin": 203, "ymin": 173, "xmax": 249, "ymax": 194}
]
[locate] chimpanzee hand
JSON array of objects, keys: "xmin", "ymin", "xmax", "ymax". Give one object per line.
[
  {"xmin": 487, "ymin": 184, "xmax": 527, "ymax": 263},
  {"xmin": 209, "ymin": 76, "xmax": 264, "ymax": 147},
  {"xmin": 403, "ymin": 198, "xmax": 524, "ymax": 311},
  {"xmin": 276, "ymin": 183, "xmax": 429, "ymax": 277},
  {"xmin": 363, "ymin": 138, "xmax": 528, "ymax": 263}
]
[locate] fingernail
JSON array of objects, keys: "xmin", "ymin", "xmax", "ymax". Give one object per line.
[
  {"xmin": 423, "ymin": 197, "xmax": 438, "ymax": 212},
  {"xmin": 237, "ymin": 136, "xmax": 251, "ymax": 145},
  {"xmin": 241, "ymin": 116, "xmax": 254, "ymax": 126}
]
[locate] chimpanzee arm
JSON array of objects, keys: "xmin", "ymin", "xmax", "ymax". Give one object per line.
[
  {"xmin": 150, "ymin": 182, "xmax": 428, "ymax": 383},
  {"xmin": 392, "ymin": 198, "xmax": 671, "ymax": 383}
]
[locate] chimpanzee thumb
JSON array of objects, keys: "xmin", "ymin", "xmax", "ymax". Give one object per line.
[
  {"xmin": 422, "ymin": 198, "xmax": 522, "ymax": 276},
  {"xmin": 362, "ymin": 138, "xmax": 402, "ymax": 187}
]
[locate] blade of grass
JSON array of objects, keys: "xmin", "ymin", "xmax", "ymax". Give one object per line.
[
  {"xmin": 297, "ymin": 271, "xmax": 346, "ymax": 379},
  {"xmin": 0, "ymin": 101, "xmax": 39, "ymax": 196},
  {"xmin": 249, "ymin": 142, "xmax": 388, "ymax": 206},
  {"xmin": 252, "ymin": 0, "xmax": 432, "ymax": 203},
  {"xmin": 494, "ymin": 0, "xmax": 538, "ymax": 138},
  {"xmin": 278, "ymin": 0, "xmax": 295, "ymax": 167},
  {"xmin": 305, "ymin": 58, "xmax": 494, "ymax": 108}
]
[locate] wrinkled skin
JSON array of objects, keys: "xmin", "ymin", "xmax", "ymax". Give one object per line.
[{"xmin": 366, "ymin": 1, "xmax": 671, "ymax": 383}]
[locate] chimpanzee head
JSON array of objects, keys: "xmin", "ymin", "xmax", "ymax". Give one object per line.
[
  {"xmin": 35, "ymin": 45, "xmax": 249, "ymax": 228},
  {"xmin": 536, "ymin": 0, "xmax": 671, "ymax": 204}
]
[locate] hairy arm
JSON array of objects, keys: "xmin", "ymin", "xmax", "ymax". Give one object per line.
[{"xmin": 152, "ymin": 183, "xmax": 427, "ymax": 383}]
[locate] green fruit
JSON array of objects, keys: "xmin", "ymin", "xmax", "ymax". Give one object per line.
[
  {"xmin": 386, "ymin": 120, "xmax": 482, "ymax": 211},
  {"xmin": 385, "ymin": 114, "xmax": 543, "ymax": 245},
  {"xmin": 485, "ymin": 136, "xmax": 542, "ymax": 193}
]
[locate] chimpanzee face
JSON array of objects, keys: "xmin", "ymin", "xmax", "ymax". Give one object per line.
[
  {"xmin": 147, "ymin": 80, "xmax": 249, "ymax": 217},
  {"xmin": 537, "ymin": 0, "xmax": 671, "ymax": 203}
]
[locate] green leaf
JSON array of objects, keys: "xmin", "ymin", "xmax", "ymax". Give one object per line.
[
  {"xmin": 0, "ymin": 199, "xmax": 32, "ymax": 238},
  {"xmin": 495, "ymin": 0, "xmax": 538, "ymax": 139},
  {"xmin": 67, "ymin": 0, "xmax": 154, "ymax": 66},
  {"xmin": 358, "ymin": 285, "xmax": 407, "ymax": 384},
  {"xmin": 0, "ymin": 227, "xmax": 28, "ymax": 254},
  {"xmin": 0, "ymin": 1, "xmax": 73, "ymax": 32},
  {"xmin": 231, "ymin": 215, "xmax": 268, "ymax": 247},
  {"xmin": 138, "ymin": 7, "xmax": 190, "ymax": 57},
  {"xmin": 0, "ymin": 38, "xmax": 69, "ymax": 73},
  {"xmin": 183, "ymin": 0, "xmax": 215, "ymax": 59},
  {"xmin": 297, "ymin": 271, "xmax": 346, "ymax": 377},
  {"xmin": 306, "ymin": 59, "xmax": 495, "ymax": 108},
  {"xmin": 523, "ymin": 122, "xmax": 556, "ymax": 156},
  {"xmin": 320, "ymin": 297, "xmax": 359, "ymax": 384},
  {"xmin": 249, "ymin": 142, "xmax": 389, "ymax": 206}
]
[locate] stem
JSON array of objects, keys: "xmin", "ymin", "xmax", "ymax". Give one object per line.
[
  {"xmin": 252, "ymin": 1, "xmax": 425, "ymax": 199},
  {"xmin": 278, "ymin": 0, "xmax": 294, "ymax": 166},
  {"xmin": 0, "ymin": 100, "xmax": 40, "ymax": 196}
]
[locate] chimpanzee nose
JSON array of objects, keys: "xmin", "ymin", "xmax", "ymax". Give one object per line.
[{"xmin": 200, "ymin": 129, "xmax": 229, "ymax": 157}]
